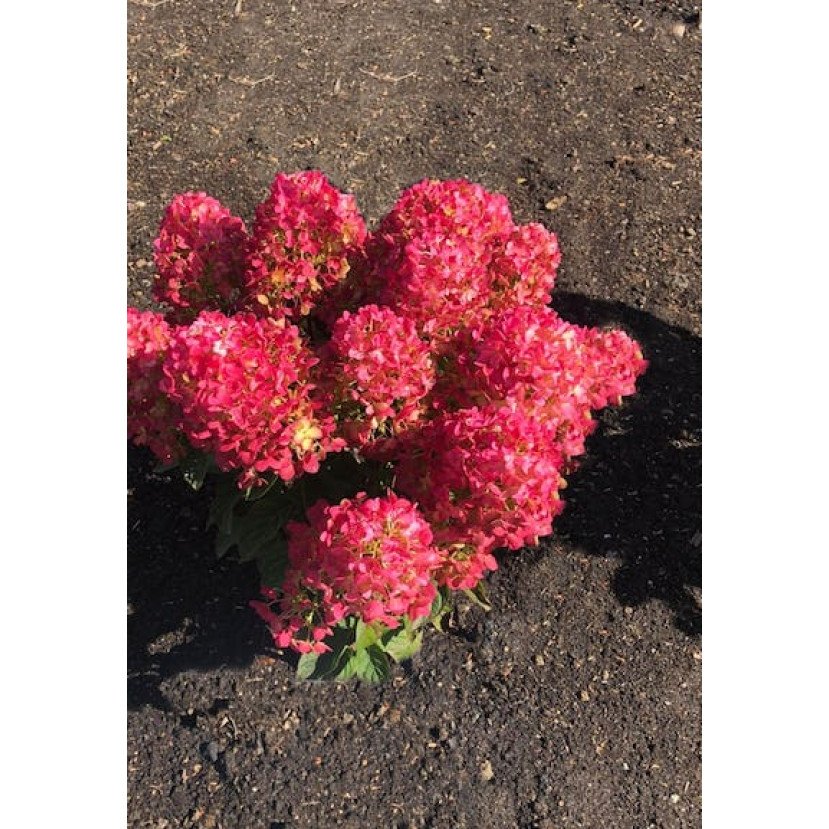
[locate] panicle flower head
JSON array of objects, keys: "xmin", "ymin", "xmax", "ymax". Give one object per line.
[
  {"xmin": 444, "ymin": 305, "xmax": 647, "ymax": 460},
  {"xmin": 393, "ymin": 399, "xmax": 568, "ymax": 556},
  {"xmin": 127, "ymin": 308, "xmax": 185, "ymax": 463},
  {"xmin": 159, "ymin": 310, "xmax": 342, "ymax": 488},
  {"xmin": 579, "ymin": 327, "xmax": 649, "ymax": 409},
  {"xmin": 322, "ymin": 305, "xmax": 436, "ymax": 447},
  {"xmin": 256, "ymin": 493, "xmax": 441, "ymax": 653},
  {"xmin": 152, "ymin": 192, "xmax": 248, "ymax": 322},
  {"xmin": 487, "ymin": 222, "xmax": 561, "ymax": 312},
  {"xmin": 367, "ymin": 178, "xmax": 514, "ymax": 339},
  {"xmin": 243, "ymin": 171, "xmax": 367, "ymax": 318}
]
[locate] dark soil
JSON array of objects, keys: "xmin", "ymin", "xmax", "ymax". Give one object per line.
[{"xmin": 128, "ymin": 2, "xmax": 701, "ymax": 827}]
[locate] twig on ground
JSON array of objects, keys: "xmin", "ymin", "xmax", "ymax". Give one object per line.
[
  {"xmin": 130, "ymin": 0, "xmax": 172, "ymax": 8},
  {"xmin": 234, "ymin": 0, "xmax": 243, "ymax": 15},
  {"xmin": 358, "ymin": 69, "xmax": 417, "ymax": 83},
  {"xmin": 228, "ymin": 74, "xmax": 276, "ymax": 88}
]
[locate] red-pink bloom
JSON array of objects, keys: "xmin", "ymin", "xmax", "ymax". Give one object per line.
[
  {"xmin": 579, "ymin": 327, "xmax": 649, "ymax": 409},
  {"xmin": 160, "ymin": 311, "xmax": 343, "ymax": 488},
  {"xmin": 127, "ymin": 308, "xmax": 185, "ymax": 463},
  {"xmin": 255, "ymin": 493, "xmax": 441, "ymax": 653},
  {"xmin": 251, "ymin": 582, "xmax": 338, "ymax": 655},
  {"xmin": 367, "ymin": 178, "xmax": 514, "ymax": 339},
  {"xmin": 433, "ymin": 540, "xmax": 499, "ymax": 592},
  {"xmin": 442, "ymin": 305, "xmax": 647, "ymax": 460},
  {"xmin": 487, "ymin": 222, "xmax": 561, "ymax": 312},
  {"xmin": 393, "ymin": 399, "xmax": 569, "ymax": 558},
  {"xmin": 243, "ymin": 171, "xmax": 367, "ymax": 318},
  {"xmin": 152, "ymin": 192, "xmax": 248, "ymax": 322},
  {"xmin": 321, "ymin": 305, "xmax": 436, "ymax": 447}
]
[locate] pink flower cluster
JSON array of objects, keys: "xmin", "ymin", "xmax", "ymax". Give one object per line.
[
  {"xmin": 322, "ymin": 305, "xmax": 436, "ymax": 446},
  {"xmin": 159, "ymin": 311, "xmax": 342, "ymax": 488},
  {"xmin": 128, "ymin": 172, "xmax": 648, "ymax": 655},
  {"xmin": 127, "ymin": 308, "xmax": 183, "ymax": 463},
  {"xmin": 251, "ymin": 493, "xmax": 440, "ymax": 653},
  {"xmin": 488, "ymin": 223, "xmax": 561, "ymax": 312},
  {"xmin": 392, "ymin": 400, "xmax": 567, "ymax": 588},
  {"xmin": 244, "ymin": 171, "xmax": 367, "ymax": 319},
  {"xmin": 447, "ymin": 305, "xmax": 648, "ymax": 458},
  {"xmin": 152, "ymin": 192, "xmax": 248, "ymax": 322},
  {"xmin": 365, "ymin": 178, "xmax": 561, "ymax": 339}
]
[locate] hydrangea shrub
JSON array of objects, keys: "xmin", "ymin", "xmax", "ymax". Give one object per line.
[{"xmin": 128, "ymin": 172, "xmax": 647, "ymax": 682}]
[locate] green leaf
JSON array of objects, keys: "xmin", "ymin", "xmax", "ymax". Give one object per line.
[
  {"xmin": 296, "ymin": 652, "xmax": 319, "ymax": 680},
  {"xmin": 211, "ymin": 489, "xmax": 292, "ymax": 564},
  {"xmin": 381, "ymin": 625, "xmax": 423, "ymax": 664},
  {"xmin": 295, "ymin": 621, "xmax": 359, "ymax": 682},
  {"xmin": 354, "ymin": 620, "xmax": 381, "ymax": 650},
  {"xmin": 429, "ymin": 587, "xmax": 453, "ymax": 631},
  {"xmin": 350, "ymin": 645, "xmax": 391, "ymax": 683},
  {"xmin": 295, "ymin": 646, "xmax": 343, "ymax": 682},
  {"xmin": 233, "ymin": 499, "xmax": 285, "ymax": 562},
  {"xmin": 463, "ymin": 580, "xmax": 493, "ymax": 611},
  {"xmin": 335, "ymin": 653, "xmax": 358, "ymax": 681},
  {"xmin": 293, "ymin": 623, "xmax": 392, "ymax": 683},
  {"xmin": 243, "ymin": 475, "xmax": 285, "ymax": 502},
  {"xmin": 181, "ymin": 451, "xmax": 211, "ymax": 490},
  {"xmin": 208, "ymin": 475, "xmax": 246, "ymax": 553},
  {"xmin": 209, "ymin": 472, "xmax": 303, "ymax": 560},
  {"xmin": 256, "ymin": 538, "xmax": 289, "ymax": 591}
]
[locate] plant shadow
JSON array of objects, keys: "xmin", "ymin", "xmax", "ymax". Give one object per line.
[
  {"xmin": 127, "ymin": 446, "xmax": 269, "ymax": 711},
  {"xmin": 550, "ymin": 292, "xmax": 701, "ymax": 635}
]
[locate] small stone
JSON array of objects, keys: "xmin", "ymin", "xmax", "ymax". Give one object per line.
[
  {"xmin": 544, "ymin": 195, "xmax": 568, "ymax": 211},
  {"xmin": 480, "ymin": 760, "xmax": 495, "ymax": 781},
  {"xmin": 671, "ymin": 22, "xmax": 687, "ymax": 39},
  {"xmin": 534, "ymin": 654, "xmax": 545, "ymax": 666},
  {"xmin": 670, "ymin": 793, "xmax": 681, "ymax": 804},
  {"xmin": 205, "ymin": 740, "xmax": 219, "ymax": 763},
  {"xmin": 580, "ymin": 690, "xmax": 590, "ymax": 702}
]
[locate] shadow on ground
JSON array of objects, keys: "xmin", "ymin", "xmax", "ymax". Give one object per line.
[
  {"xmin": 127, "ymin": 447, "xmax": 267, "ymax": 710},
  {"xmin": 128, "ymin": 293, "xmax": 700, "ymax": 710},
  {"xmin": 551, "ymin": 291, "xmax": 701, "ymax": 635}
]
